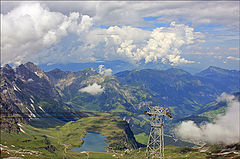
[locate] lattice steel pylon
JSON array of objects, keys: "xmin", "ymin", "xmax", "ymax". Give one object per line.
[{"xmin": 145, "ymin": 106, "xmax": 172, "ymax": 159}]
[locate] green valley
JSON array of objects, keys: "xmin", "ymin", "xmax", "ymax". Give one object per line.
[
  {"xmin": 0, "ymin": 115, "xmax": 216, "ymax": 159},
  {"xmin": 3, "ymin": 115, "xmax": 238, "ymax": 159},
  {"xmin": 0, "ymin": 115, "xmax": 137, "ymax": 159}
]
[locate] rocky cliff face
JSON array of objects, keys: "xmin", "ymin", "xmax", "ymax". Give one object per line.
[
  {"xmin": 199, "ymin": 142, "xmax": 240, "ymax": 158},
  {"xmin": 0, "ymin": 63, "xmax": 143, "ymax": 131},
  {"xmin": 1, "ymin": 64, "xmax": 26, "ymax": 132},
  {"xmin": 1, "ymin": 63, "xmax": 83, "ymax": 131}
]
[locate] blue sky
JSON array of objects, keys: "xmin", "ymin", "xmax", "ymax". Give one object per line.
[{"xmin": 1, "ymin": 1, "xmax": 239, "ymax": 71}]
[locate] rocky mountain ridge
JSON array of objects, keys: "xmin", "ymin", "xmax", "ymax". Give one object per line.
[
  {"xmin": 1, "ymin": 62, "xmax": 85, "ymax": 131},
  {"xmin": 1, "ymin": 62, "xmax": 239, "ymax": 133},
  {"xmin": 115, "ymin": 67, "xmax": 239, "ymax": 117}
]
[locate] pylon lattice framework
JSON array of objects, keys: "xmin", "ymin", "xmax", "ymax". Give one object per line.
[{"xmin": 145, "ymin": 106, "xmax": 172, "ymax": 159}]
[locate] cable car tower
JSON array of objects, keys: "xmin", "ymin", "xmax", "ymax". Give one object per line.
[{"xmin": 144, "ymin": 106, "xmax": 172, "ymax": 159}]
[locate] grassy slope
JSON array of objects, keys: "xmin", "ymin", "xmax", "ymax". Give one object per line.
[
  {"xmin": 134, "ymin": 132, "xmax": 148, "ymax": 145},
  {"xmin": 0, "ymin": 115, "xmax": 134, "ymax": 159},
  {"xmin": 1, "ymin": 115, "xmax": 209, "ymax": 159},
  {"xmin": 118, "ymin": 146, "xmax": 207, "ymax": 159},
  {"xmin": 199, "ymin": 106, "xmax": 226, "ymax": 122}
]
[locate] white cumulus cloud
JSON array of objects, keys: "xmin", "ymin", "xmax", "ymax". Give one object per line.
[
  {"xmin": 50, "ymin": 23, "xmax": 198, "ymax": 65},
  {"xmin": 79, "ymin": 83, "xmax": 104, "ymax": 95},
  {"xmin": 98, "ymin": 65, "xmax": 112, "ymax": 76},
  {"xmin": 1, "ymin": 2, "xmax": 93, "ymax": 66},
  {"xmin": 175, "ymin": 93, "xmax": 240, "ymax": 145},
  {"xmin": 113, "ymin": 22, "xmax": 196, "ymax": 65}
]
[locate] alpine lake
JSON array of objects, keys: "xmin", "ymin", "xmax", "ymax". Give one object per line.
[{"xmin": 72, "ymin": 132, "xmax": 108, "ymax": 152}]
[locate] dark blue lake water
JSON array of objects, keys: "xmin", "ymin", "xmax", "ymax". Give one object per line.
[{"xmin": 72, "ymin": 132, "xmax": 107, "ymax": 152}]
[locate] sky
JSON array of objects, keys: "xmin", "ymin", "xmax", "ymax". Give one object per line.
[{"xmin": 1, "ymin": 1, "xmax": 239, "ymax": 71}]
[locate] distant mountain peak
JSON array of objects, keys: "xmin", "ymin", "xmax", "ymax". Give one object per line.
[
  {"xmin": 2, "ymin": 64, "xmax": 14, "ymax": 74},
  {"xmin": 49, "ymin": 68, "xmax": 64, "ymax": 73},
  {"xmin": 3, "ymin": 64, "xmax": 12, "ymax": 69},
  {"xmin": 23, "ymin": 62, "xmax": 50, "ymax": 80},
  {"xmin": 207, "ymin": 66, "xmax": 226, "ymax": 71},
  {"xmin": 196, "ymin": 66, "xmax": 239, "ymax": 77},
  {"xmin": 166, "ymin": 68, "xmax": 191, "ymax": 76},
  {"xmin": 205, "ymin": 66, "xmax": 239, "ymax": 72},
  {"xmin": 24, "ymin": 61, "xmax": 35, "ymax": 66},
  {"xmin": 208, "ymin": 66, "xmax": 219, "ymax": 69},
  {"xmin": 24, "ymin": 62, "xmax": 42, "ymax": 72}
]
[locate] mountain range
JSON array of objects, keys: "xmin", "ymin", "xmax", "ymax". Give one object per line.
[{"xmin": 1, "ymin": 62, "xmax": 239, "ymax": 135}]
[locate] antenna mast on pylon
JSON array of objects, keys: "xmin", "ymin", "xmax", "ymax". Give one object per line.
[{"xmin": 144, "ymin": 106, "xmax": 172, "ymax": 159}]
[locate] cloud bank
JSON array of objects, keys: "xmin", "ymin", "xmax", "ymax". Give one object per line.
[
  {"xmin": 2, "ymin": 1, "xmax": 239, "ymax": 27},
  {"xmin": 79, "ymin": 83, "xmax": 104, "ymax": 95},
  {"xmin": 175, "ymin": 93, "xmax": 240, "ymax": 145},
  {"xmin": 1, "ymin": 2, "xmax": 201, "ymax": 66},
  {"xmin": 1, "ymin": 1, "xmax": 239, "ymax": 70}
]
